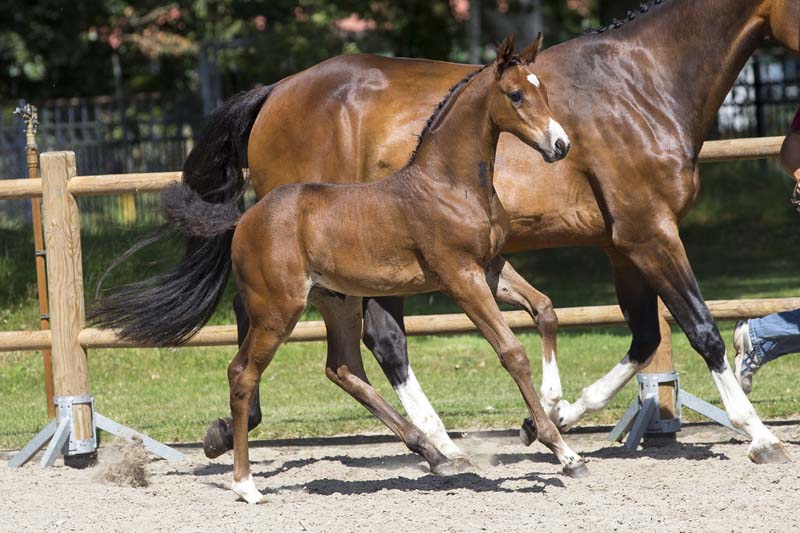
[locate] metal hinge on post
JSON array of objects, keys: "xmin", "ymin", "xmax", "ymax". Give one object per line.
[
  {"xmin": 609, "ymin": 371, "xmax": 746, "ymax": 451},
  {"xmin": 8, "ymin": 393, "xmax": 184, "ymax": 468}
]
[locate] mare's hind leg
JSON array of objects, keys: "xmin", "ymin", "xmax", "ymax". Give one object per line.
[
  {"xmin": 551, "ymin": 251, "xmax": 660, "ymax": 432},
  {"xmin": 311, "ymin": 290, "xmax": 466, "ymax": 475},
  {"xmin": 204, "ymin": 293, "xmax": 263, "ymax": 459},
  {"xmin": 486, "ymin": 257, "xmax": 562, "ymax": 424},
  {"xmin": 440, "ymin": 264, "xmax": 588, "ymax": 477},
  {"xmin": 362, "ymin": 297, "xmax": 465, "ymax": 459}
]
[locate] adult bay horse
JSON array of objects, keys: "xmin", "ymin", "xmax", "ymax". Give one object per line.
[
  {"xmin": 236, "ymin": 0, "xmax": 796, "ymax": 464},
  {"xmin": 94, "ymin": 0, "xmax": 798, "ymax": 465},
  {"xmin": 99, "ymin": 36, "xmax": 584, "ymax": 503}
]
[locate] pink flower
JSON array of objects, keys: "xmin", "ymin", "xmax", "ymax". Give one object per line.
[
  {"xmin": 335, "ymin": 13, "xmax": 376, "ymax": 32},
  {"xmin": 294, "ymin": 6, "xmax": 309, "ymax": 22},
  {"xmin": 450, "ymin": 0, "xmax": 470, "ymax": 22}
]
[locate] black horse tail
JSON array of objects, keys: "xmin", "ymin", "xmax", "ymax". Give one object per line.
[
  {"xmin": 181, "ymin": 84, "xmax": 274, "ymax": 203},
  {"xmin": 88, "ymin": 84, "xmax": 274, "ymax": 346}
]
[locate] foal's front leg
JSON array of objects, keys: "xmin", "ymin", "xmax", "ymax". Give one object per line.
[
  {"xmin": 442, "ymin": 266, "xmax": 588, "ymax": 477},
  {"xmin": 486, "ymin": 257, "xmax": 563, "ymax": 419}
]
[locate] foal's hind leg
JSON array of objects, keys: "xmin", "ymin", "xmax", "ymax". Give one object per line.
[
  {"xmin": 486, "ymin": 257, "xmax": 562, "ymax": 421},
  {"xmin": 311, "ymin": 290, "xmax": 466, "ymax": 475},
  {"xmin": 441, "ymin": 265, "xmax": 588, "ymax": 477},
  {"xmin": 204, "ymin": 293, "xmax": 264, "ymax": 459},
  {"xmin": 227, "ymin": 295, "xmax": 306, "ymax": 504}
]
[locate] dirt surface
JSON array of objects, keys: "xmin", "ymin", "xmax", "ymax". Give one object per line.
[{"xmin": 2, "ymin": 421, "xmax": 800, "ymax": 532}]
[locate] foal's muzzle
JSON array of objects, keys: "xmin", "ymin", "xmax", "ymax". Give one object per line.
[
  {"xmin": 545, "ymin": 118, "xmax": 570, "ymax": 162},
  {"xmin": 554, "ymin": 138, "xmax": 570, "ymax": 160}
]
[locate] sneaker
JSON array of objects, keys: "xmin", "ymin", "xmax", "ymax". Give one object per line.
[{"xmin": 733, "ymin": 319, "xmax": 760, "ymax": 394}]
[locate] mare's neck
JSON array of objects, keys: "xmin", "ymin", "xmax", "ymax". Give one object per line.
[
  {"xmin": 407, "ymin": 69, "xmax": 500, "ymax": 192},
  {"xmin": 603, "ymin": 0, "xmax": 769, "ymax": 149}
]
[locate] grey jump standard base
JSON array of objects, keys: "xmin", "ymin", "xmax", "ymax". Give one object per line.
[
  {"xmin": 609, "ymin": 371, "xmax": 747, "ymax": 450},
  {"xmin": 8, "ymin": 393, "xmax": 183, "ymax": 468}
]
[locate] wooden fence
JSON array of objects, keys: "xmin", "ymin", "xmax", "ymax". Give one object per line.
[{"xmin": 0, "ymin": 138, "xmax": 798, "ymax": 425}]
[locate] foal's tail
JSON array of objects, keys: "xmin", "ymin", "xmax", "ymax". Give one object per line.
[
  {"xmin": 88, "ymin": 184, "xmax": 241, "ymax": 346},
  {"xmin": 88, "ymin": 85, "xmax": 274, "ymax": 346}
]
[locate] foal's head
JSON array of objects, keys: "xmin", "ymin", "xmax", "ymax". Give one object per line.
[{"xmin": 489, "ymin": 34, "xmax": 569, "ymax": 163}]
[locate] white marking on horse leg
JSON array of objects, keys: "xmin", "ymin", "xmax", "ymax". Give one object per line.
[
  {"xmin": 540, "ymin": 350, "xmax": 563, "ymax": 416},
  {"xmin": 394, "ymin": 368, "xmax": 464, "ymax": 459},
  {"xmin": 555, "ymin": 355, "xmax": 642, "ymax": 430},
  {"xmin": 231, "ymin": 474, "xmax": 266, "ymax": 504},
  {"xmin": 711, "ymin": 357, "xmax": 780, "ymax": 452},
  {"xmin": 554, "ymin": 439, "xmax": 584, "ymax": 469},
  {"xmin": 526, "ymin": 72, "xmax": 540, "ymax": 87}
]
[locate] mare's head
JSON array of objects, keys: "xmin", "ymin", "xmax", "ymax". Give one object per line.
[
  {"xmin": 488, "ymin": 34, "xmax": 569, "ymax": 163},
  {"xmin": 764, "ymin": 0, "xmax": 800, "ymax": 55}
]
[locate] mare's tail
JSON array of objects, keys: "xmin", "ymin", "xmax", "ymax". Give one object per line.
[{"xmin": 88, "ymin": 85, "xmax": 274, "ymax": 346}]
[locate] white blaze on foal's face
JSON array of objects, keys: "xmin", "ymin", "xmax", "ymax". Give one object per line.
[
  {"xmin": 548, "ymin": 117, "xmax": 569, "ymax": 147},
  {"xmin": 526, "ymin": 73, "xmax": 540, "ymax": 88}
]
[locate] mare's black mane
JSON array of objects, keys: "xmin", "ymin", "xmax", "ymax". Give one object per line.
[{"xmin": 586, "ymin": 0, "xmax": 668, "ymax": 34}]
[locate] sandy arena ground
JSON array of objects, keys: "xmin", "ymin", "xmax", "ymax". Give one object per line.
[{"xmin": 2, "ymin": 421, "xmax": 799, "ymax": 532}]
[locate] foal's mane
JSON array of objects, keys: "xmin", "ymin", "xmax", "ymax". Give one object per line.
[
  {"xmin": 406, "ymin": 63, "xmax": 491, "ymax": 164},
  {"xmin": 586, "ymin": 0, "xmax": 669, "ymax": 34}
]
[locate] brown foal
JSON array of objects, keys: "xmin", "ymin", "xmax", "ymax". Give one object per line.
[{"xmin": 213, "ymin": 35, "xmax": 580, "ymax": 503}]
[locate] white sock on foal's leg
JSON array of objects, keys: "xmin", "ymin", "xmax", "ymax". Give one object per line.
[
  {"xmin": 232, "ymin": 474, "xmax": 266, "ymax": 504},
  {"xmin": 394, "ymin": 368, "xmax": 464, "ymax": 458},
  {"xmin": 540, "ymin": 350, "xmax": 563, "ymax": 416}
]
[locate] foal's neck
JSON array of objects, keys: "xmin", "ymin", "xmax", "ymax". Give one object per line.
[{"xmin": 407, "ymin": 69, "xmax": 500, "ymax": 193}]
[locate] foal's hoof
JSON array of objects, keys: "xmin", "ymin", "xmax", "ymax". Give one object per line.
[
  {"xmin": 431, "ymin": 456, "xmax": 474, "ymax": 476},
  {"xmin": 749, "ymin": 442, "xmax": 793, "ymax": 465},
  {"xmin": 519, "ymin": 417, "xmax": 537, "ymax": 447},
  {"xmin": 203, "ymin": 417, "xmax": 233, "ymax": 459},
  {"xmin": 562, "ymin": 461, "xmax": 590, "ymax": 478},
  {"xmin": 232, "ymin": 474, "xmax": 268, "ymax": 505}
]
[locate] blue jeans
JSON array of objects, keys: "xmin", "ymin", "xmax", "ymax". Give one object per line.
[{"xmin": 748, "ymin": 309, "xmax": 800, "ymax": 364}]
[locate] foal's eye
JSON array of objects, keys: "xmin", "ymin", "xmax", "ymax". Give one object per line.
[{"xmin": 509, "ymin": 91, "xmax": 523, "ymax": 104}]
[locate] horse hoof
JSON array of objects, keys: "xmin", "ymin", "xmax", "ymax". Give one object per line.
[
  {"xmin": 519, "ymin": 417, "xmax": 537, "ymax": 446},
  {"xmin": 232, "ymin": 474, "xmax": 268, "ymax": 505},
  {"xmin": 203, "ymin": 417, "xmax": 233, "ymax": 459},
  {"xmin": 562, "ymin": 461, "xmax": 590, "ymax": 478},
  {"xmin": 431, "ymin": 456, "xmax": 473, "ymax": 476},
  {"xmin": 749, "ymin": 442, "xmax": 793, "ymax": 465}
]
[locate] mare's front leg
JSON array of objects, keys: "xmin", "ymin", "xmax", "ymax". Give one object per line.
[
  {"xmin": 486, "ymin": 257, "xmax": 562, "ymax": 420},
  {"xmin": 312, "ymin": 291, "xmax": 467, "ymax": 475},
  {"xmin": 441, "ymin": 265, "xmax": 588, "ymax": 477},
  {"xmin": 617, "ymin": 222, "xmax": 790, "ymax": 463},
  {"xmin": 553, "ymin": 250, "xmax": 662, "ymax": 431},
  {"xmin": 203, "ymin": 293, "xmax": 264, "ymax": 459},
  {"xmin": 362, "ymin": 296, "xmax": 465, "ymax": 459}
]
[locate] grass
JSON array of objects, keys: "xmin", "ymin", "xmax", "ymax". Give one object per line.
[{"xmin": 1, "ymin": 160, "xmax": 799, "ymax": 449}]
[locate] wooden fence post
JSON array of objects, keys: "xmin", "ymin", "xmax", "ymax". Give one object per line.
[
  {"xmin": 40, "ymin": 151, "xmax": 94, "ymax": 454},
  {"xmin": 641, "ymin": 299, "xmax": 677, "ymax": 422}
]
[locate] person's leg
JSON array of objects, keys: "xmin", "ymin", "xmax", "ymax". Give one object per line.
[
  {"xmin": 749, "ymin": 309, "xmax": 800, "ymax": 363},
  {"xmin": 734, "ymin": 309, "xmax": 800, "ymax": 393},
  {"xmin": 779, "ymin": 124, "xmax": 800, "ymax": 178}
]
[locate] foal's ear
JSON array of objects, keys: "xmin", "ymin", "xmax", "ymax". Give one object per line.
[
  {"xmin": 519, "ymin": 33, "xmax": 543, "ymax": 64},
  {"xmin": 494, "ymin": 34, "xmax": 516, "ymax": 79}
]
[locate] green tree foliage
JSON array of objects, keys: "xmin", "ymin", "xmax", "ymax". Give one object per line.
[{"xmin": 0, "ymin": 0, "xmax": 602, "ymax": 103}]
